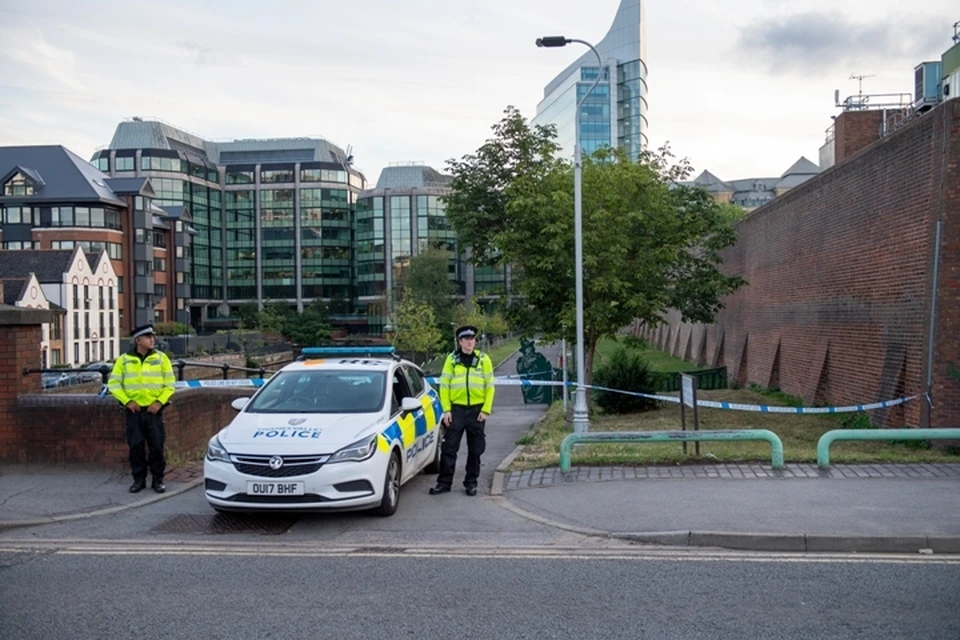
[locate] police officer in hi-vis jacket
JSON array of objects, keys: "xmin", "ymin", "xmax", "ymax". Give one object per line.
[
  {"xmin": 108, "ymin": 324, "xmax": 176, "ymax": 494},
  {"xmin": 430, "ymin": 325, "xmax": 495, "ymax": 496}
]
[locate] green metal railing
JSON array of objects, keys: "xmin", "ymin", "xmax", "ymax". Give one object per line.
[
  {"xmin": 559, "ymin": 429, "xmax": 785, "ymax": 473},
  {"xmin": 816, "ymin": 428, "xmax": 960, "ymax": 469},
  {"xmin": 660, "ymin": 367, "xmax": 727, "ymax": 392}
]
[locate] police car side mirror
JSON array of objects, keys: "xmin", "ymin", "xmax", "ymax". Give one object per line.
[
  {"xmin": 231, "ymin": 397, "xmax": 250, "ymax": 411},
  {"xmin": 401, "ymin": 397, "xmax": 421, "ymax": 414}
]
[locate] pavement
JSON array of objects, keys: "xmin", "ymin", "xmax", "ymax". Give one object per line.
[{"xmin": 2, "ymin": 343, "xmax": 959, "ymax": 554}]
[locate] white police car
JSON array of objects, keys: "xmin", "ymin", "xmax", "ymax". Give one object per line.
[{"xmin": 203, "ymin": 347, "xmax": 443, "ymax": 517}]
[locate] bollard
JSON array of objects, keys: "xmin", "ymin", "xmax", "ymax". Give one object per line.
[{"xmin": 816, "ymin": 428, "xmax": 960, "ymax": 469}]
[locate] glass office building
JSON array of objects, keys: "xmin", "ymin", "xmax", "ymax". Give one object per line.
[
  {"xmin": 355, "ymin": 165, "xmax": 508, "ymax": 333},
  {"xmin": 93, "ymin": 119, "xmax": 365, "ymax": 328},
  {"xmin": 531, "ymin": 0, "xmax": 648, "ymax": 161}
]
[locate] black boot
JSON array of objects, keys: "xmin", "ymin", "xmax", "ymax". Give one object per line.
[
  {"xmin": 429, "ymin": 484, "xmax": 451, "ymax": 495},
  {"xmin": 152, "ymin": 480, "xmax": 166, "ymax": 494},
  {"xmin": 129, "ymin": 480, "xmax": 146, "ymax": 493}
]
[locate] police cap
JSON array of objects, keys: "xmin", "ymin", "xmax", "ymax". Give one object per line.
[
  {"xmin": 131, "ymin": 324, "xmax": 156, "ymax": 339},
  {"xmin": 456, "ymin": 325, "xmax": 479, "ymax": 340}
]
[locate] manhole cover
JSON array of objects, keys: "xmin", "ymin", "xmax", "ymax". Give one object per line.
[{"xmin": 150, "ymin": 513, "xmax": 299, "ymax": 535}]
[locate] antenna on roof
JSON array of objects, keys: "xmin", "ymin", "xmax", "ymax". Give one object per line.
[
  {"xmin": 849, "ymin": 73, "xmax": 876, "ymax": 99},
  {"xmin": 954, "ymin": 20, "xmax": 959, "ymax": 44}
]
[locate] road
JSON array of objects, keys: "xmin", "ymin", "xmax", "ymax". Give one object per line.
[{"xmin": 2, "ymin": 542, "xmax": 958, "ymax": 639}]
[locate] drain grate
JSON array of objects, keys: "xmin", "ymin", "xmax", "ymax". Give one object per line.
[{"xmin": 150, "ymin": 513, "xmax": 300, "ymax": 535}]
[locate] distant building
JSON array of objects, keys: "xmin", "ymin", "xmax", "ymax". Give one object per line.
[
  {"xmin": 0, "ymin": 145, "xmax": 190, "ymax": 334},
  {"xmin": 355, "ymin": 164, "xmax": 508, "ymax": 331},
  {"xmin": 681, "ymin": 157, "xmax": 821, "ymax": 212},
  {"xmin": 92, "ymin": 118, "xmax": 366, "ymax": 329},
  {"xmin": 531, "ymin": 0, "xmax": 648, "ymax": 160},
  {"xmin": 0, "ymin": 246, "xmax": 119, "ymax": 366}
]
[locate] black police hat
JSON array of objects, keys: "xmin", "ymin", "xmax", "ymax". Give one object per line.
[
  {"xmin": 131, "ymin": 324, "xmax": 156, "ymax": 339},
  {"xmin": 456, "ymin": 325, "xmax": 479, "ymax": 340}
]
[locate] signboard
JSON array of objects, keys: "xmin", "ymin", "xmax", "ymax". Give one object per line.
[{"xmin": 679, "ymin": 373, "xmax": 699, "ymax": 455}]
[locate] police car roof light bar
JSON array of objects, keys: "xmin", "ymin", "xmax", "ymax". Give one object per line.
[{"xmin": 300, "ymin": 346, "xmax": 399, "ymax": 360}]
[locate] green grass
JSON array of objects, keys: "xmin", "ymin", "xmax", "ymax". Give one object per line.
[
  {"xmin": 594, "ymin": 337, "xmax": 698, "ymax": 373},
  {"xmin": 509, "ymin": 381, "xmax": 960, "ymax": 471}
]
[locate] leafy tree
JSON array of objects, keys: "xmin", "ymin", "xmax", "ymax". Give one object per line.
[
  {"xmin": 717, "ymin": 201, "xmax": 747, "ymax": 225},
  {"xmin": 444, "ymin": 107, "xmax": 745, "ymax": 385},
  {"xmin": 399, "ymin": 244, "xmax": 455, "ymax": 330},
  {"xmin": 235, "ymin": 301, "xmax": 261, "ymax": 327},
  {"xmin": 392, "ymin": 296, "xmax": 444, "ymax": 365},
  {"xmin": 453, "ymin": 299, "xmax": 510, "ymax": 340},
  {"xmin": 282, "ymin": 299, "xmax": 332, "ymax": 347}
]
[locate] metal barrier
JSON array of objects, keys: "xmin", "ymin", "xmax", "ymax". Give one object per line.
[
  {"xmin": 170, "ymin": 359, "xmax": 274, "ymax": 381},
  {"xmin": 816, "ymin": 429, "xmax": 960, "ymax": 469},
  {"xmin": 559, "ymin": 430, "xmax": 785, "ymax": 473}
]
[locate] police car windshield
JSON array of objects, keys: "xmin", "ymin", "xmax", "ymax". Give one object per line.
[{"xmin": 245, "ymin": 370, "xmax": 387, "ymax": 414}]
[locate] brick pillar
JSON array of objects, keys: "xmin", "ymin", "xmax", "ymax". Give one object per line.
[
  {"xmin": 0, "ymin": 306, "xmax": 58, "ymax": 461},
  {"xmin": 834, "ymin": 110, "xmax": 884, "ymax": 164}
]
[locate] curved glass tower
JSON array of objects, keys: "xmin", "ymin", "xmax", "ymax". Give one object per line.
[{"xmin": 532, "ymin": 0, "xmax": 648, "ymax": 160}]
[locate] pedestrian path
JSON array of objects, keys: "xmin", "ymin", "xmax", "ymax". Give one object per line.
[{"xmin": 501, "ymin": 462, "xmax": 960, "ymax": 489}]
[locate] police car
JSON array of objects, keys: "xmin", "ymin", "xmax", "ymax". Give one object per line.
[{"xmin": 203, "ymin": 347, "xmax": 443, "ymax": 516}]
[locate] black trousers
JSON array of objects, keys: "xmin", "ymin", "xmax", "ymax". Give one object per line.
[
  {"xmin": 437, "ymin": 404, "xmax": 486, "ymax": 489},
  {"xmin": 125, "ymin": 409, "xmax": 166, "ymax": 483}
]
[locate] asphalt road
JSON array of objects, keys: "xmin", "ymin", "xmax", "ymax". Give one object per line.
[{"xmin": 2, "ymin": 543, "xmax": 958, "ymax": 640}]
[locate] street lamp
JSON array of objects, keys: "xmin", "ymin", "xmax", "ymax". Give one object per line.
[{"xmin": 536, "ymin": 35, "xmax": 603, "ymax": 433}]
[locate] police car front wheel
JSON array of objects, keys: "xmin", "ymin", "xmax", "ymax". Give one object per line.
[{"xmin": 373, "ymin": 452, "xmax": 401, "ymax": 517}]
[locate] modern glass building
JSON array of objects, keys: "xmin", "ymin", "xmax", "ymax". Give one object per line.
[
  {"xmin": 355, "ymin": 165, "xmax": 508, "ymax": 332},
  {"xmin": 92, "ymin": 119, "xmax": 366, "ymax": 328},
  {"xmin": 531, "ymin": 0, "xmax": 648, "ymax": 160}
]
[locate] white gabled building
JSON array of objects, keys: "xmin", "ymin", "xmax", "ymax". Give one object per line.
[{"xmin": 0, "ymin": 246, "xmax": 120, "ymax": 366}]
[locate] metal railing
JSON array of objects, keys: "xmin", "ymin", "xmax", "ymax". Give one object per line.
[
  {"xmin": 559, "ymin": 430, "xmax": 785, "ymax": 473},
  {"xmin": 816, "ymin": 429, "xmax": 960, "ymax": 469},
  {"xmin": 23, "ymin": 359, "xmax": 282, "ymax": 388}
]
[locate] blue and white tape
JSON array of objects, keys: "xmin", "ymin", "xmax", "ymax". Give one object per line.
[{"xmin": 100, "ymin": 376, "xmax": 917, "ymax": 415}]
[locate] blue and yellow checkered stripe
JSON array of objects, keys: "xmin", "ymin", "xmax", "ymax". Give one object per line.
[{"xmin": 377, "ymin": 390, "xmax": 443, "ymax": 453}]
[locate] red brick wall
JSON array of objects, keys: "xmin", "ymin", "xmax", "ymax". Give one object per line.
[
  {"xmin": 9, "ymin": 388, "xmax": 254, "ymax": 466},
  {"xmin": 0, "ymin": 324, "xmax": 44, "ymax": 458},
  {"xmin": 834, "ymin": 110, "xmax": 885, "ymax": 164},
  {"xmin": 641, "ymin": 100, "xmax": 960, "ymax": 428}
]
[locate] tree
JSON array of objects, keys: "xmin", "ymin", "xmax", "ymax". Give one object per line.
[
  {"xmin": 392, "ymin": 296, "xmax": 444, "ymax": 365},
  {"xmin": 717, "ymin": 202, "xmax": 747, "ymax": 225},
  {"xmin": 444, "ymin": 107, "xmax": 745, "ymax": 385},
  {"xmin": 399, "ymin": 244, "xmax": 455, "ymax": 330},
  {"xmin": 282, "ymin": 299, "xmax": 332, "ymax": 347},
  {"xmin": 453, "ymin": 299, "xmax": 509, "ymax": 340}
]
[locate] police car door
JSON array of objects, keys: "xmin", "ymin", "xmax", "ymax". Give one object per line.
[{"xmin": 392, "ymin": 367, "xmax": 428, "ymax": 478}]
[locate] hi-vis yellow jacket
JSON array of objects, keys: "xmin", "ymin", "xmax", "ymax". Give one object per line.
[
  {"xmin": 438, "ymin": 350, "xmax": 495, "ymax": 414},
  {"xmin": 108, "ymin": 349, "xmax": 176, "ymax": 408}
]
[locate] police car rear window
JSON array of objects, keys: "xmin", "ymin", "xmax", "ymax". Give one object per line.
[{"xmin": 245, "ymin": 370, "xmax": 387, "ymax": 414}]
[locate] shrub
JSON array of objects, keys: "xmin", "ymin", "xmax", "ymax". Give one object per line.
[
  {"xmin": 155, "ymin": 321, "xmax": 195, "ymax": 336},
  {"xmin": 592, "ymin": 347, "xmax": 661, "ymax": 414}
]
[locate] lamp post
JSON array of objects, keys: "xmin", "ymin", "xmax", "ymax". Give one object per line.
[{"xmin": 536, "ymin": 35, "xmax": 603, "ymax": 433}]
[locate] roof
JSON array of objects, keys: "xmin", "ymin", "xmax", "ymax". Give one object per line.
[
  {"xmin": 0, "ymin": 249, "xmax": 83, "ymax": 282},
  {"xmin": 159, "ymin": 205, "xmax": 192, "ymax": 221},
  {"xmin": 105, "ymin": 119, "xmax": 352, "ymax": 167},
  {"xmin": 104, "ymin": 176, "xmax": 152, "ymax": 195},
  {"xmin": 0, "ymin": 146, "xmax": 126, "ymax": 207},
  {"xmin": 374, "ymin": 165, "xmax": 452, "ymax": 190},
  {"xmin": 781, "ymin": 156, "xmax": 820, "ymax": 178},
  {"xmin": 0, "ymin": 278, "xmax": 27, "ymax": 305}
]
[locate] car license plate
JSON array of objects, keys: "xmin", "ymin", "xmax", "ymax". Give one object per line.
[{"xmin": 246, "ymin": 481, "xmax": 305, "ymax": 496}]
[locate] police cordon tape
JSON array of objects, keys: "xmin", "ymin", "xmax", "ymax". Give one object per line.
[{"xmin": 118, "ymin": 377, "xmax": 917, "ymax": 415}]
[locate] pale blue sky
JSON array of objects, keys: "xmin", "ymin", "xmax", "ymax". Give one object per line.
[{"xmin": 0, "ymin": 0, "xmax": 953, "ymax": 183}]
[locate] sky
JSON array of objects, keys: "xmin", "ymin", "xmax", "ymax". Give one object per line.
[{"xmin": 0, "ymin": 0, "xmax": 954, "ymax": 184}]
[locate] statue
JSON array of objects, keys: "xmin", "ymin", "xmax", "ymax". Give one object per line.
[{"xmin": 516, "ymin": 339, "xmax": 552, "ymax": 404}]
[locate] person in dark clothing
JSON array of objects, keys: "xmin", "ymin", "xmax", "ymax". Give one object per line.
[
  {"xmin": 430, "ymin": 325, "xmax": 496, "ymax": 496},
  {"xmin": 107, "ymin": 325, "xmax": 176, "ymax": 493}
]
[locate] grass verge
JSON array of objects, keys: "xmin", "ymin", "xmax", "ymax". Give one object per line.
[{"xmin": 509, "ymin": 387, "xmax": 960, "ymax": 470}]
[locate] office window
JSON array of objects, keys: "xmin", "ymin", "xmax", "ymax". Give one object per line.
[
  {"xmin": 74, "ymin": 343, "xmax": 80, "ymax": 364},
  {"xmin": 84, "ymin": 312, "xmax": 90, "ymax": 338},
  {"xmin": 176, "ymin": 272, "xmax": 185, "ymax": 284},
  {"xmin": 83, "ymin": 285, "xmax": 90, "ymax": 310},
  {"xmin": 109, "ymin": 313, "xmax": 115, "ymax": 337},
  {"xmin": 73, "ymin": 285, "xmax": 79, "ymax": 309},
  {"xmin": 135, "ymin": 228, "xmax": 146, "ymax": 243},
  {"xmin": 99, "ymin": 312, "xmax": 104, "ymax": 339},
  {"xmin": 108, "ymin": 287, "xmax": 114, "ymax": 310},
  {"xmin": 99, "ymin": 287, "xmax": 105, "ymax": 308},
  {"xmin": 135, "ymin": 261, "xmax": 150, "ymax": 276},
  {"xmin": 109, "ymin": 342, "xmax": 115, "ymax": 360},
  {"xmin": 115, "ymin": 156, "xmax": 134, "ymax": 172},
  {"xmin": 154, "ymin": 258, "xmax": 166, "ymax": 272}
]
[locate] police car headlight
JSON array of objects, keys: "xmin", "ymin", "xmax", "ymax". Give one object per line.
[
  {"xmin": 328, "ymin": 434, "xmax": 378, "ymax": 463},
  {"xmin": 206, "ymin": 435, "xmax": 231, "ymax": 464}
]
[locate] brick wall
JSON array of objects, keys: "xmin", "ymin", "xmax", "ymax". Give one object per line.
[
  {"xmin": 641, "ymin": 100, "xmax": 960, "ymax": 428},
  {"xmin": 834, "ymin": 110, "xmax": 885, "ymax": 164},
  {"xmin": 10, "ymin": 388, "xmax": 254, "ymax": 466}
]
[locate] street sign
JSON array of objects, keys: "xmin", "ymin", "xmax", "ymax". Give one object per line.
[{"xmin": 680, "ymin": 373, "xmax": 700, "ymax": 455}]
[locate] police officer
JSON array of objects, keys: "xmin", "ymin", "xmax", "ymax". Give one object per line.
[
  {"xmin": 108, "ymin": 325, "xmax": 176, "ymax": 493},
  {"xmin": 430, "ymin": 325, "xmax": 495, "ymax": 496}
]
